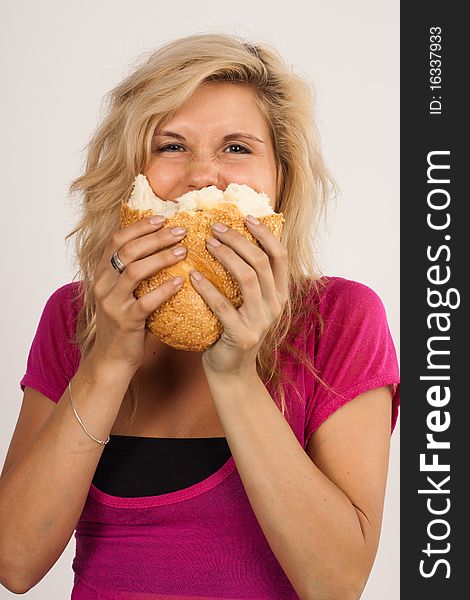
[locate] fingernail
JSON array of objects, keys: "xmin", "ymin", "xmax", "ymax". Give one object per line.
[
  {"xmin": 212, "ymin": 222, "xmax": 228, "ymax": 233},
  {"xmin": 206, "ymin": 236, "xmax": 221, "ymax": 247},
  {"xmin": 172, "ymin": 246, "xmax": 186, "ymax": 256},
  {"xmin": 245, "ymin": 214, "xmax": 260, "ymax": 225},
  {"xmin": 190, "ymin": 270, "xmax": 202, "ymax": 281},
  {"xmin": 149, "ymin": 215, "xmax": 165, "ymax": 225},
  {"xmin": 172, "ymin": 276, "xmax": 184, "ymax": 286},
  {"xmin": 171, "ymin": 226, "xmax": 186, "ymax": 236}
]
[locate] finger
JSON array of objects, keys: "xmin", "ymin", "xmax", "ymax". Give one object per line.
[
  {"xmin": 188, "ymin": 269, "xmax": 242, "ymax": 332},
  {"xmin": 112, "ymin": 239, "xmax": 187, "ymax": 306},
  {"xmin": 243, "ymin": 217, "xmax": 289, "ymax": 307},
  {"xmin": 210, "ymin": 220, "xmax": 284, "ymax": 315},
  {"xmin": 94, "ymin": 215, "xmax": 167, "ymax": 297},
  {"xmin": 205, "ymin": 235, "xmax": 266, "ymax": 324},
  {"xmin": 115, "ymin": 221, "xmax": 184, "ymax": 265},
  {"xmin": 129, "ymin": 275, "xmax": 185, "ymax": 322},
  {"xmin": 96, "ymin": 219, "xmax": 187, "ymax": 302}
]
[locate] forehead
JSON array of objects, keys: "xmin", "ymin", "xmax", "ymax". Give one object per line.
[{"xmin": 163, "ymin": 82, "xmax": 270, "ymax": 134}]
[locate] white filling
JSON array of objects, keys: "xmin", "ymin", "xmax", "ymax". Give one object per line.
[{"xmin": 126, "ymin": 174, "xmax": 275, "ymax": 217}]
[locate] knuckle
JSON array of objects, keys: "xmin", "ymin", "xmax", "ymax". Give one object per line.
[
  {"xmin": 261, "ymin": 316, "xmax": 271, "ymax": 330},
  {"xmin": 118, "ymin": 240, "xmax": 137, "ymax": 263},
  {"xmin": 256, "ymin": 319, "xmax": 270, "ymax": 336},
  {"xmin": 100, "ymin": 295, "xmax": 114, "ymax": 316},
  {"xmin": 240, "ymin": 333, "xmax": 259, "ymax": 351},
  {"xmin": 137, "ymin": 293, "xmax": 154, "ymax": 314},
  {"xmin": 240, "ymin": 268, "xmax": 258, "ymax": 286},
  {"xmin": 93, "ymin": 281, "xmax": 105, "ymax": 302},
  {"xmin": 110, "ymin": 231, "xmax": 122, "ymax": 247},
  {"xmin": 214, "ymin": 298, "xmax": 231, "ymax": 315},
  {"xmin": 253, "ymin": 252, "xmax": 269, "ymax": 269},
  {"xmin": 123, "ymin": 262, "xmax": 140, "ymax": 281},
  {"xmin": 277, "ymin": 247, "xmax": 288, "ymax": 261}
]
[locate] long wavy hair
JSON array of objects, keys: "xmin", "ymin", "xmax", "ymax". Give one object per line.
[{"xmin": 65, "ymin": 32, "xmax": 338, "ymax": 427}]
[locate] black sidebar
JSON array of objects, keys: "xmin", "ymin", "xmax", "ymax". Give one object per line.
[{"xmin": 401, "ymin": 3, "xmax": 467, "ymax": 598}]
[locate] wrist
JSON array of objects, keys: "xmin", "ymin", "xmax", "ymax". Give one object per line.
[
  {"xmin": 82, "ymin": 348, "xmax": 137, "ymax": 386},
  {"xmin": 201, "ymin": 349, "xmax": 259, "ymax": 379},
  {"xmin": 203, "ymin": 361, "xmax": 259, "ymax": 384},
  {"xmin": 203, "ymin": 366, "xmax": 264, "ymax": 414}
]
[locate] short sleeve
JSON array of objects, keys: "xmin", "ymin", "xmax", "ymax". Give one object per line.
[
  {"xmin": 19, "ymin": 282, "xmax": 82, "ymax": 404},
  {"xmin": 304, "ymin": 278, "xmax": 400, "ymax": 444}
]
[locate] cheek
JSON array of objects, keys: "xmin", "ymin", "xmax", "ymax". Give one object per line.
[
  {"xmin": 222, "ymin": 162, "xmax": 275, "ymax": 187},
  {"xmin": 144, "ymin": 159, "xmax": 184, "ymax": 196}
]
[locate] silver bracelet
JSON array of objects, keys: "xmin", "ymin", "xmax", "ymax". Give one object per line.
[{"xmin": 68, "ymin": 380, "xmax": 110, "ymax": 445}]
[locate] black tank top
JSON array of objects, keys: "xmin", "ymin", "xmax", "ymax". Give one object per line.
[{"xmin": 92, "ymin": 435, "xmax": 232, "ymax": 498}]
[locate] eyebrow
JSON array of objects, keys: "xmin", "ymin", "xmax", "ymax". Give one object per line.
[{"xmin": 154, "ymin": 130, "xmax": 265, "ymax": 144}]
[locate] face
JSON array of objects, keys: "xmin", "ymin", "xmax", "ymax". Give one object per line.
[{"xmin": 144, "ymin": 82, "xmax": 279, "ymax": 209}]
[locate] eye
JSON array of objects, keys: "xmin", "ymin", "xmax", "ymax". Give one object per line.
[
  {"xmin": 224, "ymin": 144, "xmax": 250, "ymax": 154},
  {"xmin": 156, "ymin": 144, "xmax": 185, "ymax": 152}
]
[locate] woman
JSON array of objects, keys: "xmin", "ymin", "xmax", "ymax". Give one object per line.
[{"xmin": 0, "ymin": 33, "xmax": 400, "ymax": 599}]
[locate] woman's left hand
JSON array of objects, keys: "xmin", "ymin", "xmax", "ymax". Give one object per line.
[{"xmin": 189, "ymin": 216, "xmax": 289, "ymax": 377}]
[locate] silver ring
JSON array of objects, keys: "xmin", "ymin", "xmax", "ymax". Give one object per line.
[{"xmin": 111, "ymin": 251, "xmax": 126, "ymax": 274}]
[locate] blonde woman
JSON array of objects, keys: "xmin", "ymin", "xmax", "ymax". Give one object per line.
[{"xmin": 0, "ymin": 33, "xmax": 400, "ymax": 599}]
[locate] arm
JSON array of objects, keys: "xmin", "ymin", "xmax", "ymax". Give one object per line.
[
  {"xmin": 0, "ymin": 352, "xmax": 135, "ymax": 593},
  {"xmin": 191, "ymin": 218, "xmax": 395, "ymax": 598},
  {"xmin": 205, "ymin": 367, "xmax": 392, "ymax": 600}
]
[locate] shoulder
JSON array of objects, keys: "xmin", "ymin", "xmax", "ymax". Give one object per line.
[
  {"xmin": 300, "ymin": 275, "xmax": 393, "ymax": 355},
  {"xmin": 287, "ymin": 275, "xmax": 389, "ymax": 342},
  {"xmin": 317, "ymin": 275, "xmax": 386, "ymax": 307},
  {"xmin": 310, "ymin": 276, "xmax": 389, "ymax": 325},
  {"xmin": 20, "ymin": 282, "xmax": 84, "ymax": 402},
  {"xmin": 38, "ymin": 281, "xmax": 84, "ymax": 338},
  {"xmin": 46, "ymin": 280, "xmax": 83, "ymax": 303},
  {"xmin": 43, "ymin": 281, "xmax": 84, "ymax": 314}
]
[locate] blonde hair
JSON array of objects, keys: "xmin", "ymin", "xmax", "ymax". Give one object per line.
[{"xmin": 66, "ymin": 32, "xmax": 338, "ymax": 427}]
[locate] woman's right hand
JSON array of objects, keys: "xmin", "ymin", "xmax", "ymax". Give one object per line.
[{"xmin": 91, "ymin": 215, "xmax": 187, "ymax": 373}]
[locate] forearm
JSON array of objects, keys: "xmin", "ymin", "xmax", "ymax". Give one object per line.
[
  {"xmin": 0, "ymin": 352, "xmax": 134, "ymax": 592},
  {"xmin": 205, "ymin": 368, "xmax": 371, "ymax": 600}
]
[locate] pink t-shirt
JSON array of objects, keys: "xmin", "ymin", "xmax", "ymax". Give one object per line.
[{"xmin": 19, "ymin": 276, "xmax": 400, "ymax": 599}]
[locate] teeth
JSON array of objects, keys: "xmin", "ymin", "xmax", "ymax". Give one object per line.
[{"xmin": 126, "ymin": 174, "xmax": 275, "ymax": 218}]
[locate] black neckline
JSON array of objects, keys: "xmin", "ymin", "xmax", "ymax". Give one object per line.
[{"xmin": 105, "ymin": 434, "xmax": 230, "ymax": 452}]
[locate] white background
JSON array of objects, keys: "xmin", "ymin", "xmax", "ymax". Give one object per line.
[{"xmin": 0, "ymin": 1, "xmax": 399, "ymax": 598}]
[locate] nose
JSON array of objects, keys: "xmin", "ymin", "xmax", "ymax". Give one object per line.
[{"xmin": 185, "ymin": 157, "xmax": 222, "ymax": 191}]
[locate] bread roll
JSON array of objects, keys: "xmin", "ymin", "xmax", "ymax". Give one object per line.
[{"xmin": 120, "ymin": 175, "xmax": 285, "ymax": 351}]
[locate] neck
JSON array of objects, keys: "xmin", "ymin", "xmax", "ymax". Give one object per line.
[{"xmin": 139, "ymin": 334, "xmax": 205, "ymax": 381}]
